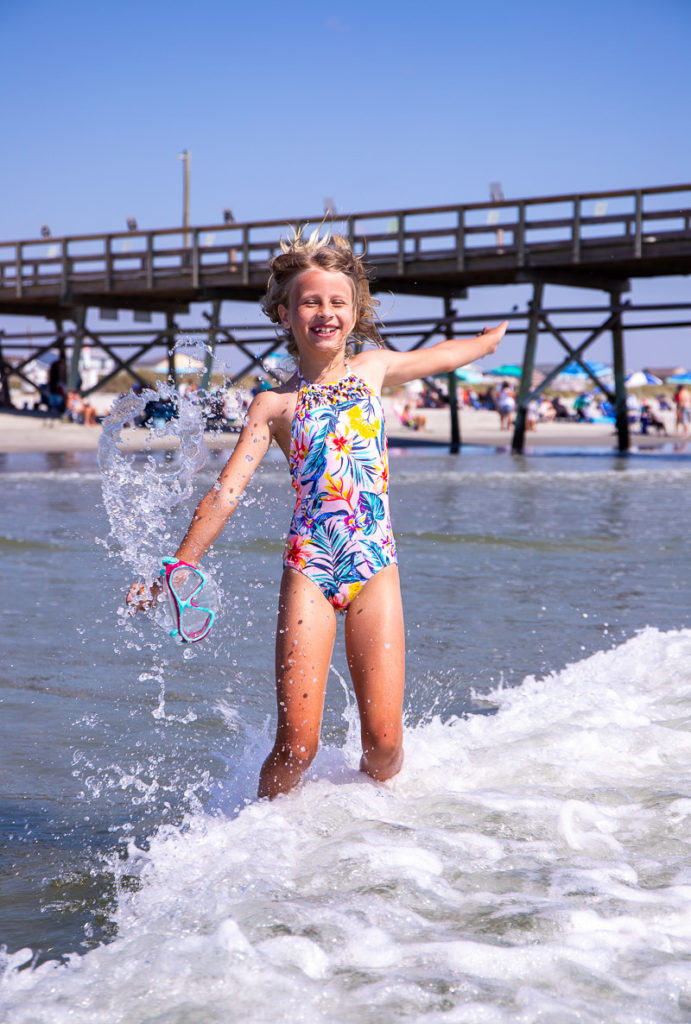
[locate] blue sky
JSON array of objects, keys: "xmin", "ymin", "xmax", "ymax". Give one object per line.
[{"xmin": 2, "ymin": 0, "xmax": 690, "ymax": 369}]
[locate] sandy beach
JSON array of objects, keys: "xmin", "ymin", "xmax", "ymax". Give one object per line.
[{"xmin": 0, "ymin": 395, "xmax": 681, "ymax": 455}]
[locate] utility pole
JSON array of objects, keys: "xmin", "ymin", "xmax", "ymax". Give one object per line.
[{"xmin": 178, "ymin": 149, "xmax": 190, "ymax": 247}]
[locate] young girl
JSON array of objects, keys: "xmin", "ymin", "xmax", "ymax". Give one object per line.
[{"xmin": 128, "ymin": 229, "xmax": 506, "ymax": 799}]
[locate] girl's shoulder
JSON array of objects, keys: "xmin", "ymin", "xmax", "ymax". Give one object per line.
[
  {"xmin": 247, "ymin": 377, "xmax": 299, "ymax": 439},
  {"xmin": 249, "ymin": 375, "xmax": 299, "ymax": 407},
  {"xmin": 349, "ymin": 349, "xmax": 388, "ymax": 393}
]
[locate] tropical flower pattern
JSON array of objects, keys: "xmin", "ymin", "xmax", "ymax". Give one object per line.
[{"xmin": 283, "ymin": 372, "xmax": 397, "ymax": 610}]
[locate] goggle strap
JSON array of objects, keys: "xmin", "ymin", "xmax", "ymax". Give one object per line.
[{"xmin": 161, "ymin": 557, "xmax": 198, "ymax": 581}]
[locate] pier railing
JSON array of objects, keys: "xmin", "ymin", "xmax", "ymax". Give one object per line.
[{"xmin": 2, "ymin": 183, "xmax": 691, "ymax": 305}]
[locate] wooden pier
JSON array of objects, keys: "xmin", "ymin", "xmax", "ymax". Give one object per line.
[{"xmin": 2, "ymin": 182, "xmax": 691, "ymax": 452}]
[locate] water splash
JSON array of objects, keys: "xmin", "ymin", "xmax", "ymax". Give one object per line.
[{"xmin": 97, "ymin": 380, "xmax": 207, "ymax": 579}]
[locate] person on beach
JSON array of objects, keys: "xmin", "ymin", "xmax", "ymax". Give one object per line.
[
  {"xmin": 128, "ymin": 229, "xmax": 506, "ymax": 799},
  {"xmin": 674, "ymin": 384, "xmax": 690, "ymax": 438},
  {"xmin": 496, "ymin": 381, "xmax": 516, "ymax": 430},
  {"xmin": 397, "ymin": 400, "xmax": 427, "ymax": 431}
]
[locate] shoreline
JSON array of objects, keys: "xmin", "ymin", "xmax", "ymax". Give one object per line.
[{"xmin": 0, "ymin": 401, "xmax": 686, "ymax": 457}]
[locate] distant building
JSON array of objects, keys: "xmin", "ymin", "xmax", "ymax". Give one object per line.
[
  {"xmin": 20, "ymin": 346, "xmax": 114, "ymax": 392},
  {"xmin": 79, "ymin": 346, "xmax": 115, "ymax": 390}
]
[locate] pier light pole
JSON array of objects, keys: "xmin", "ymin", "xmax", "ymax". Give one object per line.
[{"xmin": 177, "ymin": 149, "xmax": 190, "ymax": 247}]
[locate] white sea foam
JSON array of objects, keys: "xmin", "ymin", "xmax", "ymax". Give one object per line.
[{"xmin": 2, "ymin": 627, "xmax": 691, "ymax": 1022}]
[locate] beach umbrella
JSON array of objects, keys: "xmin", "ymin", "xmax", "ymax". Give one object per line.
[
  {"xmin": 488, "ymin": 364, "xmax": 522, "ymax": 377},
  {"xmin": 667, "ymin": 372, "xmax": 691, "ymax": 384},
  {"xmin": 454, "ymin": 367, "xmax": 485, "ymax": 385},
  {"xmin": 625, "ymin": 370, "xmax": 663, "ymax": 387},
  {"xmin": 560, "ymin": 360, "xmax": 612, "ymax": 379}
]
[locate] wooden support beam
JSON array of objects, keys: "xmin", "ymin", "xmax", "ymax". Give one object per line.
[
  {"xmin": 60, "ymin": 239, "xmax": 70, "ymax": 302},
  {"xmin": 516, "ymin": 270, "xmax": 631, "ymax": 294},
  {"xmin": 386, "ymin": 317, "xmax": 450, "ymax": 352},
  {"xmin": 15, "ymin": 244, "xmax": 23, "ymax": 299},
  {"xmin": 69, "ymin": 308, "xmax": 86, "ymax": 391},
  {"xmin": 166, "ymin": 313, "xmax": 178, "ymax": 389},
  {"xmin": 204, "ymin": 321, "xmax": 284, "ymax": 385},
  {"xmin": 444, "ymin": 297, "xmax": 461, "ymax": 453},
  {"xmin": 634, "ymin": 191, "xmax": 643, "ymax": 259},
  {"xmin": 105, "ymin": 235, "xmax": 113, "ymax": 291},
  {"xmin": 397, "ymin": 214, "xmax": 406, "ymax": 276},
  {"xmin": 0, "ymin": 333, "xmax": 14, "ymax": 408},
  {"xmin": 512, "ymin": 281, "xmax": 543, "ymax": 454},
  {"xmin": 610, "ymin": 289, "xmax": 630, "ymax": 453},
  {"xmin": 201, "ymin": 300, "xmax": 221, "ymax": 392},
  {"xmin": 8, "ymin": 337, "xmax": 60, "ymax": 377},
  {"xmin": 572, "ymin": 197, "xmax": 581, "ymax": 263},
  {"xmin": 516, "ymin": 202, "xmax": 526, "ymax": 268},
  {"xmin": 79, "ymin": 330, "xmax": 166, "ymax": 395},
  {"xmin": 536, "ymin": 311, "xmax": 618, "ymax": 399},
  {"xmin": 456, "ymin": 209, "xmax": 465, "ymax": 271},
  {"xmin": 3, "ymin": 361, "xmax": 41, "ymax": 398},
  {"xmin": 230, "ymin": 340, "xmax": 284, "ymax": 385}
]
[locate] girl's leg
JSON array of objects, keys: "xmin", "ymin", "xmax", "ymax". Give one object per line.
[
  {"xmin": 345, "ymin": 564, "xmax": 405, "ymax": 782},
  {"xmin": 258, "ymin": 568, "xmax": 337, "ymax": 799}
]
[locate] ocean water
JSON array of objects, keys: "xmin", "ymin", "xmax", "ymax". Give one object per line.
[{"xmin": 1, "ymin": 433, "xmax": 691, "ymax": 1022}]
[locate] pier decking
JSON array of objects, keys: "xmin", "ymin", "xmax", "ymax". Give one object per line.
[{"xmin": 2, "ymin": 183, "xmax": 691, "ymax": 316}]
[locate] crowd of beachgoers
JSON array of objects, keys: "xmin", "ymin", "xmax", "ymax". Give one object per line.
[
  {"xmin": 4, "ymin": 363, "xmax": 690, "ymax": 451},
  {"xmin": 394, "ymin": 380, "xmax": 691, "ymax": 439}
]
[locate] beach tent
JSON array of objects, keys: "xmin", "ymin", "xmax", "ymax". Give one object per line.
[
  {"xmin": 667, "ymin": 371, "xmax": 691, "ymax": 384},
  {"xmin": 625, "ymin": 370, "xmax": 663, "ymax": 387}
]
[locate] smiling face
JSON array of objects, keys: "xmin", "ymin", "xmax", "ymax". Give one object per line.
[{"xmin": 278, "ymin": 268, "xmax": 355, "ymax": 365}]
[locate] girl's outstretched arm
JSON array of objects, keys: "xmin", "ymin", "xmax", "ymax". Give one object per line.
[
  {"xmin": 126, "ymin": 392, "xmax": 275, "ymax": 610},
  {"xmin": 174, "ymin": 391, "xmax": 275, "ymax": 565},
  {"xmin": 358, "ymin": 321, "xmax": 508, "ymax": 389}
]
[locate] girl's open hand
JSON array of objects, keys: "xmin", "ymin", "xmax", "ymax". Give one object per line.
[
  {"xmin": 126, "ymin": 578, "xmax": 162, "ymax": 614},
  {"xmin": 476, "ymin": 321, "xmax": 508, "ymax": 356}
]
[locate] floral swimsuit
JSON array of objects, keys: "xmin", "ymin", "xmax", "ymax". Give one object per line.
[{"xmin": 283, "ymin": 371, "xmax": 397, "ymax": 611}]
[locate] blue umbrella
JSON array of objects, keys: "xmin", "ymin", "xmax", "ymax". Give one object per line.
[
  {"xmin": 488, "ymin": 364, "xmax": 522, "ymax": 377},
  {"xmin": 454, "ymin": 367, "xmax": 485, "ymax": 384},
  {"xmin": 625, "ymin": 370, "xmax": 663, "ymax": 386},
  {"xmin": 667, "ymin": 372, "xmax": 691, "ymax": 384},
  {"xmin": 561, "ymin": 360, "xmax": 612, "ymax": 378}
]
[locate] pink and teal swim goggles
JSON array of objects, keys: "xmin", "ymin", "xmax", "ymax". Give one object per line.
[{"xmin": 161, "ymin": 557, "xmax": 215, "ymax": 643}]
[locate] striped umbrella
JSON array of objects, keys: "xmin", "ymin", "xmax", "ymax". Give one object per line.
[{"xmin": 625, "ymin": 370, "xmax": 663, "ymax": 387}]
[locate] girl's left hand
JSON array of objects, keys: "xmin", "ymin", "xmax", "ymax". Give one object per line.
[
  {"xmin": 475, "ymin": 321, "xmax": 508, "ymax": 355},
  {"xmin": 126, "ymin": 578, "xmax": 161, "ymax": 614}
]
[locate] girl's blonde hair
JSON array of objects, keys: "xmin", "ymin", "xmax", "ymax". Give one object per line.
[{"xmin": 261, "ymin": 226, "xmax": 383, "ymax": 359}]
